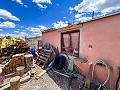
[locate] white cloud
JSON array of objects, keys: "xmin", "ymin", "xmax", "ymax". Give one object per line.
[
  {"xmin": 32, "ymin": 0, "xmax": 52, "ymax": 8},
  {"xmin": 0, "ymin": 29, "xmax": 3, "ymax": 31},
  {"xmin": 63, "ymin": 17, "xmax": 66, "ymax": 19},
  {"xmin": 33, "ymin": 33, "xmax": 38, "ymax": 35},
  {"xmin": 73, "ymin": 0, "xmax": 120, "ymax": 14},
  {"xmin": 0, "ymin": 33, "xmax": 5, "ymax": 36},
  {"xmin": 6, "ymin": 33, "xmax": 18, "ymax": 37},
  {"xmin": 0, "ymin": 21, "xmax": 16, "ymax": 28},
  {"xmin": 12, "ymin": 0, "xmax": 23, "ymax": 5},
  {"xmin": 19, "ymin": 32, "xmax": 29, "ymax": 37},
  {"xmin": 69, "ymin": 7, "xmax": 74, "ymax": 11},
  {"xmin": 20, "ymin": 26, "xmax": 24, "ymax": 28},
  {"xmin": 52, "ymin": 21, "xmax": 68, "ymax": 29},
  {"xmin": 75, "ymin": 14, "xmax": 82, "ymax": 18},
  {"xmin": 69, "ymin": 7, "xmax": 74, "ymax": 14},
  {"xmin": 76, "ymin": 17, "xmax": 92, "ymax": 22},
  {"xmin": 12, "ymin": 0, "xmax": 28, "ymax": 7},
  {"xmin": 32, "ymin": 32, "xmax": 42, "ymax": 36},
  {"xmin": 24, "ymin": 5, "xmax": 28, "ymax": 7},
  {"xmin": 69, "ymin": 0, "xmax": 120, "ymax": 22},
  {"xmin": 26, "ymin": 25, "xmax": 47, "ymax": 36},
  {"xmin": 14, "ymin": 30, "xmax": 19, "ymax": 33},
  {"xmin": 74, "ymin": 13, "xmax": 93, "ymax": 22},
  {"xmin": 0, "ymin": 32, "xmax": 31, "ymax": 38},
  {"xmin": 38, "ymin": 25, "xmax": 47, "ymax": 30},
  {"xmin": 22, "ymin": 29, "xmax": 26, "ymax": 31},
  {"xmin": 37, "ymin": 4, "xmax": 47, "ymax": 9},
  {"xmin": 32, "ymin": 0, "xmax": 52, "ymax": 4},
  {"xmin": 0, "ymin": 33, "xmax": 18, "ymax": 37},
  {"xmin": 0, "ymin": 9, "xmax": 20, "ymax": 21},
  {"xmin": 26, "ymin": 27, "xmax": 40, "ymax": 33}
]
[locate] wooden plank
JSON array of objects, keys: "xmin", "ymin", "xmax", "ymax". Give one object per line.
[
  {"xmin": 38, "ymin": 48, "xmax": 53, "ymax": 69},
  {"xmin": 41, "ymin": 49, "xmax": 52, "ymax": 52},
  {"xmin": 39, "ymin": 56, "xmax": 47, "ymax": 61},
  {"xmin": 35, "ymin": 68, "xmax": 50, "ymax": 79},
  {"xmin": 20, "ymin": 75, "xmax": 30, "ymax": 84},
  {"xmin": 0, "ymin": 83, "xmax": 10, "ymax": 90},
  {"xmin": 39, "ymin": 53, "xmax": 49, "ymax": 57},
  {"xmin": 4, "ymin": 72, "xmax": 15, "ymax": 78},
  {"xmin": 40, "ymin": 52, "xmax": 50, "ymax": 55},
  {"xmin": 42, "ymin": 52, "xmax": 52, "ymax": 69},
  {"xmin": 0, "ymin": 82, "xmax": 9, "ymax": 88},
  {"xmin": 38, "ymin": 59, "xmax": 46, "ymax": 63}
]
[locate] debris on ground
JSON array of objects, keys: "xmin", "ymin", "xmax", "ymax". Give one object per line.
[
  {"xmin": 0, "ymin": 41, "xmax": 112, "ymax": 90},
  {"xmin": 20, "ymin": 70, "xmax": 80, "ymax": 90}
]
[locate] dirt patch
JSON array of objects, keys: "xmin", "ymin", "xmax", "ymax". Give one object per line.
[{"xmin": 20, "ymin": 70, "xmax": 80, "ymax": 90}]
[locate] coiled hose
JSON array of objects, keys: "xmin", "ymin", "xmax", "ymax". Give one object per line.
[{"xmin": 92, "ymin": 60, "xmax": 111, "ymax": 87}]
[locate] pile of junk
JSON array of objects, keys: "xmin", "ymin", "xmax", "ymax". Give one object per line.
[
  {"xmin": 36, "ymin": 43, "xmax": 119, "ymax": 90},
  {"xmin": 0, "ymin": 36, "xmax": 34, "ymax": 90},
  {"xmin": 0, "ymin": 39, "xmax": 119, "ymax": 90}
]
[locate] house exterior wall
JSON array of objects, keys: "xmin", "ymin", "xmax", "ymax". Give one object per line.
[
  {"xmin": 42, "ymin": 30, "xmax": 61, "ymax": 51},
  {"xmin": 79, "ymin": 14, "xmax": 120, "ymax": 90},
  {"xmin": 42, "ymin": 14, "xmax": 120, "ymax": 90}
]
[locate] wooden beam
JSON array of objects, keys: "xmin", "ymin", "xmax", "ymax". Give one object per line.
[{"xmin": 35, "ymin": 68, "xmax": 50, "ymax": 79}]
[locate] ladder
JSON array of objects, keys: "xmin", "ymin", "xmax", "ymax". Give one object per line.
[{"xmin": 37, "ymin": 49, "xmax": 52, "ymax": 69}]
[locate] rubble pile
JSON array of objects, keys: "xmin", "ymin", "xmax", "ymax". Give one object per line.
[
  {"xmin": 0, "ymin": 37, "xmax": 32, "ymax": 75},
  {"xmin": 0, "ymin": 36, "xmax": 30, "ymax": 57},
  {"xmin": 1, "ymin": 53, "xmax": 25, "ymax": 75}
]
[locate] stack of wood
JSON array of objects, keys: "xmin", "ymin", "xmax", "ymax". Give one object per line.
[
  {"xmin": 2, "ymin": 53, "xmax": 25, "ymax": 75},
  {"xmin": 16, "ymin": 42, "xmax": 30, "ymax": 53},
  {"xmin": 0, "ymin": 42, "xmax": 30, "ymax": 57}
]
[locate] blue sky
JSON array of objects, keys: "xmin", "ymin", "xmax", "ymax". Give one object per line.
[{"xmin": 0, "ymin": 0, "xmax": 120, "ymax": 37}]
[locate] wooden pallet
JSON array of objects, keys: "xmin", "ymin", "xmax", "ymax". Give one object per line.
[{"xmin": 37, "ymin": 49, "xmax": 52, "ymax": 69}]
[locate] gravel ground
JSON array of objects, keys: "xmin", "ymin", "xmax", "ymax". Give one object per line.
[{"xmin": 20, "ymin": 70, "xmax": 81, "ymax": 90}]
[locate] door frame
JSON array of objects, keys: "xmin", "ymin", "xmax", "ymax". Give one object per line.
[{"xmin": 61, "ymin": 30, "xmax": 80, "ymax": 56}]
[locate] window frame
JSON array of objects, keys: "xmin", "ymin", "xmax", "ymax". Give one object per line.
[{"xmin": 61, "ymin": 30, "xmax": 80, "ymax": 56}]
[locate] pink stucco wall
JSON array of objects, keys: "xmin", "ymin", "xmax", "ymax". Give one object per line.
[
  {"xmin": 42, "ymin": 30, "xmax": 61, "ymax": 51},
  {"xmin": 80, "ymin": 14, "xmax": 120, "ymax": 90},
  {"xmin": 42, "ymin": 14, "xmax": 120, "ymax": 90}
]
